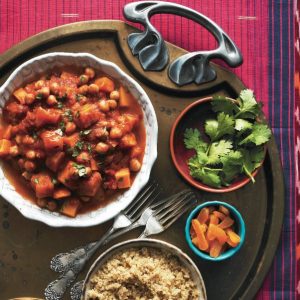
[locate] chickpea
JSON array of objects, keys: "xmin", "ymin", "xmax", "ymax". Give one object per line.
[
  {"xmin": 37, "ymin": 87, "xmax": 50, "ymax": 99},
  {"xmin": 35, "ymin": 80, "xmax": 45, "ymax": 89},
  {"xmin": 47, "ymin": 95, "xmax": 58, "ymax": 106},
  {"xmin": 84, "ymin": 67, "xmax": 95, "ymax": 79},
  {"xmin": 25, "ymin": 150, "xmax": 36, "ymax": 159},
  {"xmin": 25, "ymin": 93, "xmax": 35, "ymax": 105},
  {"xmin": 76, "ymin": 151, "xmax": 90, "ymax": 164},
  {"xmin": 78, "ymin": 84, "xmax": 89, "ymax": 95},
  {"xmin": 110, "ymin": 90, "xmax": 120, "ymax": 100},
  {"xmin": 21, "ymin": 171, "xmax": 31, "ymax": 180},
  {"xmin": 95, "ymin": 142, "xmax": 109, "ymax": 154},
  {"xmin": 22, "ymin": 135, "xmax": 35, "ymax": 145},
  {"xmin": 78, "ymin": 74, "xmax": 89, "ymax": 85},
  {"xmin": 98, "ymin": 100, "xmax": 110, "ymax": 112},
  {"xmin": 15, "ymin": 135, "xmax": 23, "ymax": 144},
  {"xmin": 50, "ymin": 82, "xmax": 59, "ymax": 95},
  {"xmin": 47, "ymin": 201, "xmax": 57, "ymax": 211},
  {"xmin": 24, "ymin": 160, "xmax": 36, "ymax": 172},
  {"xmin": 18, "ymin": 158, "xmax": 25, "ymax": 168},
  {"xmin": 9, "ymin": 145, "xmax": 19, "ymax": 157},
  {"xmin": 130, "ymin": 158, "xmax": 141, "ymax": 172},
  {"xmin": 65, "ymin": 122, "xmax": 76, "ymax": 135},
  {"xmin": 107, "ymin": 99, "xmax": 118, "ymax": 109},
  {"xmin": 88, "ymin": 83, "xmax": 99, "ymax": 94},
  {"xmin": 37, "ymin": 198, "xmax": 47, "ymax": 208},
  {"xmin": 110, "ymin": 127, "xmax": 123, "ymax": 139}
]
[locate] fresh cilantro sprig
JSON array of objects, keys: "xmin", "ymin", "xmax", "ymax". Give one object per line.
[{"xmin": 184, "ymin": 89, "xmax": 271, "ymax": 188}]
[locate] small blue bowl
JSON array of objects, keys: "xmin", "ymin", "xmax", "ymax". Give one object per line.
[{"xmin": 185, "ymin": 201, "xmax": 246, "ymax": 261}]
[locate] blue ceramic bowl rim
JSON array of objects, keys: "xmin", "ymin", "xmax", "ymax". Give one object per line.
[{"xmin": 185, "ymin": 201, "xmax": 246, "ymax": 261}]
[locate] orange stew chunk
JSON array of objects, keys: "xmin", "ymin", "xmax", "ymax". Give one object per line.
[
  {"xmin": 190, "ymin": 205, "xmax": 241, "ymax": 258},
  {"xmin": 0, "ymin": 68, "xmax": 145, "ymax": 217}
]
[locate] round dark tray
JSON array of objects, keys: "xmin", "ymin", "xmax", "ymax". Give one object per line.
[{"xmin": 0, "ymin": 21, "xmax": 284, "ymax": 300}]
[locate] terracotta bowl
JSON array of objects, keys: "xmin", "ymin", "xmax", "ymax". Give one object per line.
[{"xmin": 170, "ymin": 97, "xmax": 261, "ymax": 193}]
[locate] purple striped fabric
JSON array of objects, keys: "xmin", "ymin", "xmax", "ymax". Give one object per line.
[{"xmin": 0, "ymin": 0, "xmax": 297, "ymax": 299}]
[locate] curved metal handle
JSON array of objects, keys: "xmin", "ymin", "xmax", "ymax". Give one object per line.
[{"xmin": 124, "ymin": 1, "xmax": 243, "ymax": 86}]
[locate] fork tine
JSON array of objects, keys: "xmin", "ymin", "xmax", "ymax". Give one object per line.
[
  {"xmin": 151, "ymin": 190, "xmax": 194, "ymax": 216},
  {"xmin": 127, "ymin": 185, "xmax": 161, "ymax": 220},
  {"xmin": 123, "ymin": 181, "xmax": 157, "ymax": 214},
  {"xmin": 150, "ymin": 189, "xmax": 193, "ymax": 211},
  {"xmin": 160, "ymin": 199, "xmax": 196, "ymax": 229}
]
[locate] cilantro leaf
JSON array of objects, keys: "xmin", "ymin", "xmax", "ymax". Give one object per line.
[
  {"xmin": 211, "ymin": 96, "xmax": 238, "ymax": 115},
  {"xmin": 184, "ymin": 128, "xmax": 207, "ymax": 151},
  {"xmin": 207, "ymin": 140, "xmax": 233, "ymax": 165},
  {"xmin": 239, "ymin": 123, "xmax": 271, "ymax": 146},
  {"xmin": 235, "ymin": 119, "xmax": 253, "ymax": 132},
  {"xmin": 189, "ymin": 166, "xmax": 222, "ymax": 188},
  {"xmin": 72, "ymin": 162, "xmax": 87, "ymax": 177},
  {"xmin": 205, "ymin": 112, "xmax": 235, "ymax": 141},
  {"xmin": 236, "ymin": 89, "xmax": 260, "ymax": 119},
  {"xmin": 221, "ymin": 151, "xmax": 243, "ymax": 183}
]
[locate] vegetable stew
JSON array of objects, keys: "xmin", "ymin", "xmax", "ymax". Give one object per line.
[{"xmin": 0, "ymin": 68, "xmax": 146, "ymax": 217}]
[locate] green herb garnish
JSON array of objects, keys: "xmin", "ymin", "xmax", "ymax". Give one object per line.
[
  {"xmin": 72, "ymin": 162, "xmax": 87, "ymax": 177},
  {"xmin": 34, "ymin": 178, "xmax": 39, "ymax": 184},
  {"xmin": 59, "ymin": 121, "xmax": 66, "ymax": 132},
  {"xmin": 64, "ymin": 109, "xmax": 73, "ymax": 121},
  {"xmin": 184, "ymin": 89, "xmax": 271, "ymax": 188},
  {"xmin": 36, "ymin": 93, "xmax": 43, "ymax": 100},
  {"xmin": 79, "ymin": 129, "xmax": 91, "ymax": 137}
]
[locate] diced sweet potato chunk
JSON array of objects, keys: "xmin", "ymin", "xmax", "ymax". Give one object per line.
[
  {"xmin": 58, "ymin": 161, "xmax": 79, "ymax": 189},
  {"xmin": 63, "ymin": 133, "xmax": 80, "ymax": 148},
  {"xmin": 41, "ymin": 130, "xmax": 64, "ymax": 152},
  {"xmin": 46, "ymin": 152, "xmax": 65, "ymax": 172},
  {"xmin": 120, "ymin": 133, "xmax": 137, "ymax": 148},
  {"xmin": 119, "ymin": 86, "xmax": 134, "ymax": 107},
  {"xmin": 74, "ymin": 104, "xmax": 100, "ymax": 129},
  {"xmin": 94, "ymin": 77, "xmax": 115, "ymax": 93},
  {"xmin": 35, "ymin": 107, "xmax": 61, "ymax": 127},
  {"xmin": 31, "ymin": 173, "xmax": 54, "ymax": 198},
  {"xmin": 53, "ymin": 187, "xmax": 71, "ymax": 199},
  {"xmin": 79, "ymin": 172, "xmax": 102, "ymax": 196},
  {"xmin": 0, "ymin": 139, "xmax": 11, "ymax": 157},
  {"xmin": 13, "ymin": 88, "xmax": 27, "ymax": 104},
  {"xmin": 115, "ymin": 168, "xmax": 131, "ymax": 189},
  {"xmin": 3, "ymin": 125, "xmax": 12, "ymax": 139},
  {"xmin": 61, "ymin": 197, "xmax": 81, "ymax": 218}
]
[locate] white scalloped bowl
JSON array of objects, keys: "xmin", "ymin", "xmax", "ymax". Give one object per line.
[{"xmin": 0, "ymin": 52, "xmax": 158, "ymax": 227}]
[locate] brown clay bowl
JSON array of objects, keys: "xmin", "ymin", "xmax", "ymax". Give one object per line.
[{"xmin": 170, "ymin": 97, "xmax": 261, "ymax": 193}]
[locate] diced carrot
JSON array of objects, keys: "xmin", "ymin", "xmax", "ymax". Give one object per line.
[
  {"xmin": 41, "ymin": 130, "xmax": 64, "ymax": 152},
  {"xmin": 226, "ymin": 228, "xmax": 241, "ymax": 245},
  {"xmin": 79, "ymin": 172, "xmax": 102, "ymax": 196},
  {"xmin": 53, "ymin": 187, "xmax": 71, "ymax": 199},
  {"xmin": 119, "ymin": 86, "xmax": 134, "ymax": 107},
  {"xmin": 3, "ymin": 125, "xmax": 12, "ymax": 139},
  {"xmin": 213, "ymin": 211, "xmax": 226, "ymax": 221},
  {"xmin": 90, "ymin": 158, "xmax": 99, "ymax": 171},
  {"xmin": 218, "ymin": 216, "xmax": 235, "ymax": 229},
  {"xmin": 207, "ymin": 223, "xmax": 228, "ymax": 244},
  {"xmin": 63, "ymin": 133, "xmax": 80, "ymax": 148},
  {"xmin": 94, "ymin": 77, "xmax": 115, "ymax": 93},
  {"xmin": 115, "ymin": 168, "xmax": 131, "ymax": 189},
  {"xmin": 31, "ymin": 173, "xmax": 54, "ymax": 198},
  {"xmin": 46, "ymin": 152, "xmax": 65, "ymax": 172},
  {"xmin": 120, "ymin": 133, "xmax": 137, "ymax": 148},
  {"xmin": 74, "ymin": 104, "xmax": 100, "ymax": 129},
  {"xmin": 191, "ymin": 219, "xmax": 209, "ymax": 251},
  {"xmin": 209, "ymin": 240, "xmax": 223, "ymax": 258},
  {"xmin": 0, "ymin": 139, "xmax": 11, "ymax": 157},
  {"xmin": 60, "ymin": 197, "xmax": 81, "ymax": 218},
  {"xmin": 209, "ymin": 214, "xmax": 219, "ymax": 225},
  {"xmin": 197, "ymin": 207, "xmax": 210, "ymax": 224},
  {"xmin": 219, "ymin": 205, "xmax": 230, "ymax": 215},
  {"xmin": 13, "ymin": 88, "xmax": 27, "ymax": 104},
  {"xmin": 35, "ymin": 107, "xmax": 61, "ymax": 127}
]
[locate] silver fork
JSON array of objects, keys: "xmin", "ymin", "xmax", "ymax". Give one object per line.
[
  {"xmin": 45, "ymin": 181, "xmax": 161, "ymax": 300},
  {"xmin": 69, "ymin": 189, "xmax": 197, "ymax": 300}
]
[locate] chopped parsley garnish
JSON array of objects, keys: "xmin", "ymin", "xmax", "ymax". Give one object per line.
[
  {"xmin": 76, "ymin": 94, "xmax": 84, "ymax": 102},
  {"xmin": 59, "ymin": 121, "xmax": 66, "ymax": 132},
  {"xmin": 52, "ymin": 178, "xmax": 58, "ymax": 185},
  {"xmin": 57, "ymin": 102, "xmax": 64, "ymax": 109},
  {"xmin": 184, "ymin": 89, "xmax": 271, "ymax": 188},
  {"xmin": 34, "ymin": 178, "xmax": 39, "ymax": 184},
  {"xmin": 64, "ymin": 109, "xmax": 73, "ymax": 121},
  {"xmin": 36, "ymin": 93, "xmax": 43, "ymax": 100},
  {"xmin": 87, "ymin": 143, "xmax": 92, "ymax": 154},
  {"xmin": 68, "ymin": 140, "xmax": 84, "ymax": 157},
  {"xmin": 57, "ymin": 93, "xmax": 67, "ymax": 102},
  {"xmin": 72, "ymin": 162, "xmax": 87, "ymax": 177},
  {"xmin": 79, "ymin": 129, "xmax": 91, "ymax": 137}
]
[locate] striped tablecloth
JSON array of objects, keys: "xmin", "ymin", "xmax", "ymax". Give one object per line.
[{"xmin": 0, "ymin": 0, "xmax": 297, "ymax": 299}]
